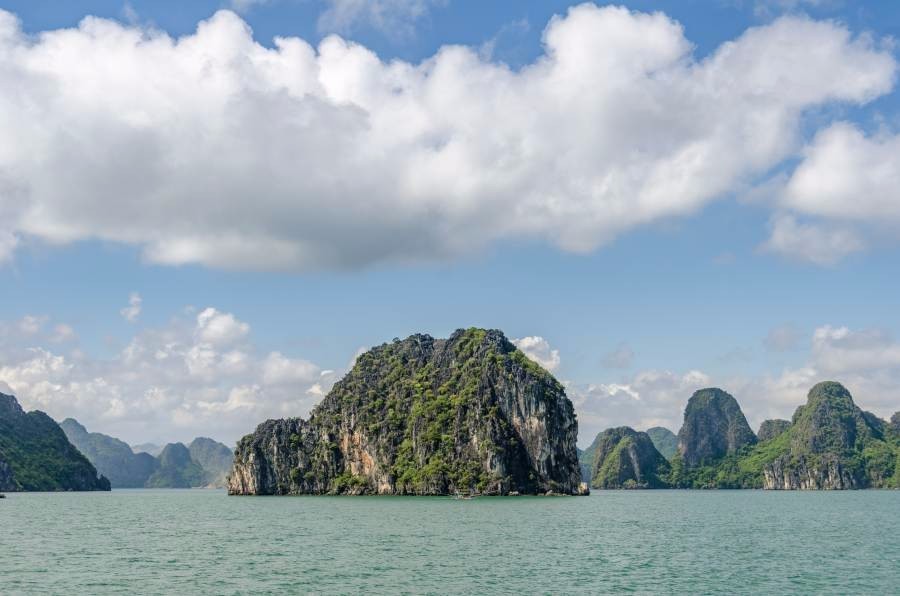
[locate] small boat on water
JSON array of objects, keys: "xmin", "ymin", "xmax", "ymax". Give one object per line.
[
  {"xmin": 0, "ymin": 493, "xmax": 6, "ymax": 499},
  {"xmin": 453, "ymin": 491, "xmax": 475, "ymax": 500}
]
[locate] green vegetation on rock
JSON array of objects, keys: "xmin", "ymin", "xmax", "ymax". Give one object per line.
[
  {"xmin": 761, "ymin": 382, "xmax": 899, "ymax": 489},
  {"xmin": 590, "ymin": 427, "xmax": 670, "ymax": 489},
  {"xmin": 578, "ymin": 439, "xmax": 600, "ymax": 483},
  {"xmin": 0, "ymin": 393, "xmax": 109, "ymax": 492},
  {"xmin": 667, "ymin": 382, "xmax": 899, "ymax": 489},
  {"xmin": 676, "ymin": 388, "xmax": 757, "ymax": 467},
  {"xmin": 757, "ymin": 419, "xmax": 791, "ymax": 442},
  {"xmin": 229, "ymin": 328, "xmax": 582, "ymax": 496}
]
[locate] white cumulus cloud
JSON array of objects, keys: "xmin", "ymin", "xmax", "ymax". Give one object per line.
[
  {"xmin": 0, "ymin": 306, "xmax": 337, "ymax": 445},
  {"xmin": 764, "ymin": 121, "xmax": 900, "ymax": 264},
  {"xmin": 0, "ymin": 6, "xmax": 894, "ymax": 271},
  {"xmin": 195, "ymin": 307, "xmax": 250, "ymax": 346},
  {"xmin": 568, "ymin": 370, "xmax": 712, "ymax": 444},
  {"xmin": 512, "ymin": 336, "xmax": 561, "ymax": 371}
]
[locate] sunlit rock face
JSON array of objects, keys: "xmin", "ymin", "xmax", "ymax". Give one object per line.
[
  {"xmin": 228, "ymin": 329, "xmax": 583, "ymax": 496},
  {"xmin": 677, "ymin": 388, "xmax": 757, "ymax": 467}
]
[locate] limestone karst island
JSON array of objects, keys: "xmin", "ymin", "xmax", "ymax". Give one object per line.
[
  {"xmin": 3, "ymin": 329, "xmax": 899, "ymax": 495},
  {"xmin": 4, "ymin": 0, "xmax": 900, "ymax": 592}
]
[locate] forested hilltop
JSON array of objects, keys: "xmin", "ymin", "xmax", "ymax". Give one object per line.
[
  {"xmin": 0, "ymin": 393, "xmax": 109, "ymax": 492},
  {"xmin": 586, "ymin": 382, "xmax": 900, "ymax": 489}
]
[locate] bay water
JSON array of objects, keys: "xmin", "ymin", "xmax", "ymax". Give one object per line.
[{"xmin": 2, "ymin": 489, "xmax": 898, "ymax": 594}]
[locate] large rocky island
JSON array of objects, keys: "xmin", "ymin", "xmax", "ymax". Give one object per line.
[{"xmin": 229, "ymin": 328, "xmax": 584, "ymax": 495}]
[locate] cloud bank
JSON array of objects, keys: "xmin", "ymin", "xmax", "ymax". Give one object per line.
[
  {"xmin": 0, "ymin": 5, "xmax": 895, "ymax": 270},
  {"xmin": 0, "ymin": 308, "xmax": 335, "ymax": 445}
]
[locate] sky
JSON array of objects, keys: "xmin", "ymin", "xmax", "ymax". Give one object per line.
[{"xmin": 1, "ymin": 0, "xmax": 900, "ymax": 448}]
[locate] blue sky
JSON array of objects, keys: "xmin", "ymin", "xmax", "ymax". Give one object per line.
[{"xmin": 1, "ymin": 0, "xmax": 900, "ymax": 445}]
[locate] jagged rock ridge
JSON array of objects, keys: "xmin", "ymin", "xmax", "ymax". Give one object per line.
[
  {"xmin": 229, "ymin": 329, "xmax": 583, "ymax": 495},
  {"xmin": 60, "ymin": 419, "xmax": 233, "ymax": 489},
  {"xmin": 60, "ymin": 418, "xmax": 158, "ymax": 488}
]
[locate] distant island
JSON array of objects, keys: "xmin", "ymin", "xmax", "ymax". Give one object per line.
[
  {"xmin": 60, "ymin": 419, "xmax": 233, "ymax": 489},
  {"xmin": 0, "ymin": 392, "xmax": 232, "ymax": 492},
  {"xmin": 583, "ymin": 383, "xmax": 900, "ymax": 489},
  {"xmin": 0, "ymin": 393, "xmax": 109, "ymax": 492},
  {"xmin": 229, "ymin": 329, "xmax": 585, "ymax": 496}
]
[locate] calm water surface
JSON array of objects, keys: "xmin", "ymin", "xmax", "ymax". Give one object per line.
[{"xmin": 2, "ymin": 489, "xmax": 898, "ymax": 594}]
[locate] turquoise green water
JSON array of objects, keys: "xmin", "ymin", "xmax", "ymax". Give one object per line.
[{"xmin": 2, "ymin": 490, "xmax": 899, "ymax": 594}]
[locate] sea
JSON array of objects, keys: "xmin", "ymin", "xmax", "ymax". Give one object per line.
[{"xmin": 2, "ymin": 489, "xmax": 898, "ymax": 594}]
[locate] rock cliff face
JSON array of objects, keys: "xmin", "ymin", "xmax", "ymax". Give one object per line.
[
  {"xmin": 757, "ymin": 419, "xmax": 791, "ymax": 442},
  {"xmin": 579, "ymin": 434, "xmax": 603, "ymax": 483},
  {"xmin": 590, "ymin": 427, "xmax": 669, "ymax": 489},
  {"xmin": 229, "ymin": 329, "xmax": 583, "ymax": 495},
  {"xmin": 189, "ymin": 437, "xmax": 233, "ymax": 488},
  {"xmin": 763, "ymin": 454, "xmax": 859, "ymax": 490},
  {"xmin": 762, "ymin": 382, "xmax": 897, "ymax": 489},
  {"xmin": 0, "ymin": 393, "xmax": 110, "ymax": 491},
  {"xmin": 60, "ymin": 418, "xmax": 158, "ymax": 488},
  {"xmin": 677, "ymin": 388, "xmax": 757, "ymax": 467},
  {"xmin": 645, "ymin": 427, "xmax": 677, "ymax": 459}
]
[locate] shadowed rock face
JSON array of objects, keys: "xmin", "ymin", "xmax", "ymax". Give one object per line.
[
  {"xmin": 0, "ymin": 393, "xmax": 110, "ymax": 492},
  {"xmin": 757, "ymin": 419, "xmax": 791, "ymax": 442},
  {"xmin": 763, "ymin": 382, "xmax": 896, "ymax": 490},
  {"xmin": 677, "ymin": 388, "xmax": 757, "ymax": 467},
  {"xmin": 229, "ymin": 329, "xmax": 583, "ymax": 496},
  {"xmin": 60, "ymin": 418, "xmax": 158, "ymax": 488},
  {"xmin": 590, "ymin": 427, "xmax": 669, "ymax": 489}
]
